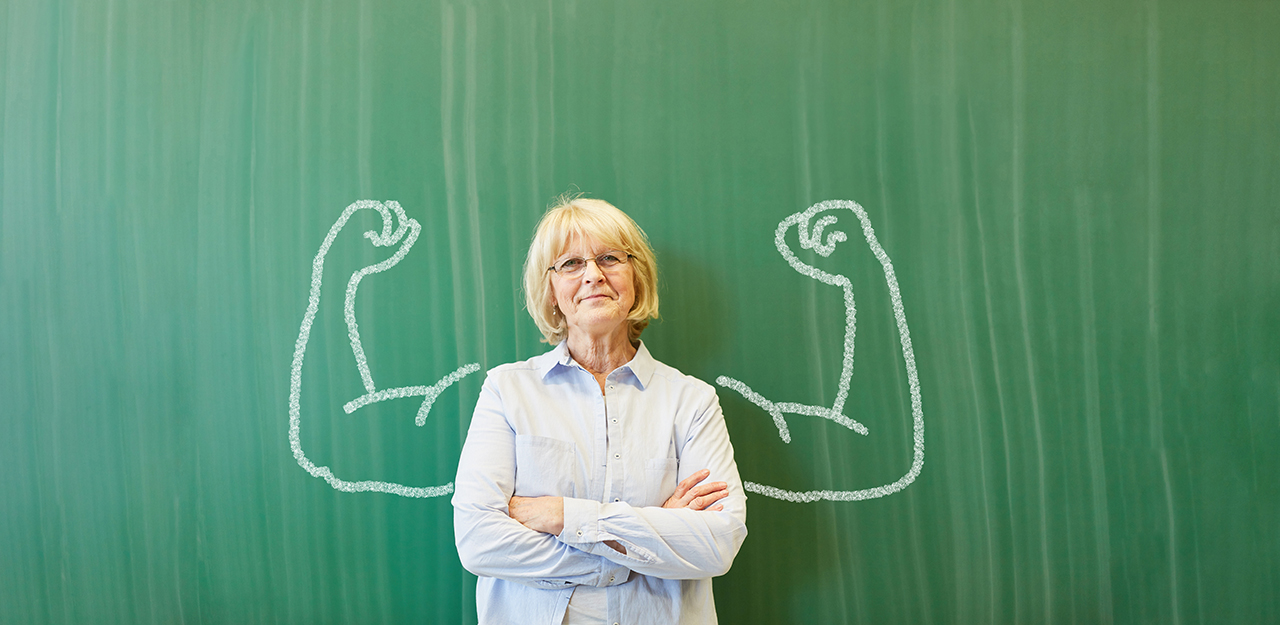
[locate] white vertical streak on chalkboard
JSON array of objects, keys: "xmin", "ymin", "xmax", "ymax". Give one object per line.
[
  {"xmin": 1144, "ymin": 1, "xmax": 1180, "ymax": 621},
  {"xmin": 441, "ymin": 3, "xmax": 465, "ymax": 371},
  {"xmin": 360, "ymin": 3, "xmax": 389, "ymax": 603},
  {"xmin": 969, "ymin": 101, "xmax": 1021, "ymax": 620},
  {"xmin": 874, "ymin": 0, "xmax": 890, "ymax": 235},
  {"xmin": 545, "ymin": 0, "xmax": 555, "ymax": 183},
  {"xmin": 356, "ymin": 0, "xmax": 371, "ymax": 198},
  {"xmin": 102, "ymin": 0, "xmax": 116, "ymax": 205},
  {"xmin": 53, "ymin": 0, "xmax": 63, "ymax": 218},
  {"xmin": 287, "ymin": 6, "xmax": 312, "ymax": 615},
  {"xmin": 949, "ymin": 13, "xmax": 997, "ymax": 618},
  {"xmin": 959, "ymin": 8, "xmax": 995, "ymax": 623},
  {"xmin": 296, "ymin": 1, "xmax": 310, "ymax": 243},
  {"xmin": 527, "ymin": 9, "xmax": 541, "ymax": 223},
  {"xmin": 1008, "ymin": 0, "xmax": 1052, "ymax": 620},
  {"xmin": 248, "ymin": 9, "xmax": 259, "ymax": 280},
  {"xmin": 500, "ymin": 4, "xmax": 524, "ymax": 351},
  {"xmin": 795, "ymin": 64, "xmax": 812, "ymax": 205},
  {"xmin": 903, "ymin": 12, "xmax": 937, "ymax": 623},
  {"xmin": 946, "ymin": 9, "xmax": 984, "ymax": 622},
  {"xmin": 1144, "ymin": 2, "xmax": 1164, "ymax": 446},
  {"xmin": 43, "ymin": 2, "xmax": 71, "ymax": 617},
  {"xmin": 498, "ymin": 6, "xmax": 513, "ymax": 319},
  {"xmin": 464, "ymin": 5, "xmax": 487, "ymax": 362},
  {"xmin": 792, "ymin": 60, "xmax": 826, "ymax": 444},
  {"xmin": 961, "ymin": 220, "xmax": 999, "ymax": 625},
  {"xmin": 1160, "ymin": 448, "xmax": 1180, "ymax": 622},
  {"xmin": 441, "ymin": 2, "xmax": 455, "ymax": 219},
  {"xmin": 1077, "ymin": 194, "xmax": 1115, "ymax": 623}
]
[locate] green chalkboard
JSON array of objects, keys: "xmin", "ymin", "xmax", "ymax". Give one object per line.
[{"xmin": 3, "ymin": 0, "xmax": 1278, "ymax": 623}]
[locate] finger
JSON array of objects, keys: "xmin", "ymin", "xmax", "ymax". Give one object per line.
[
  {"xmin": 679, "ymin": 484, "xmax": 725, "ymax": 507},
  {"xmin": 686, "ymin": 482, "xmax": 728, "ymax": 499},
  {"xmin": 687, "ymin": 490, "xmax": 720, "ymax": 511},
  {"xmin": 690, "ymin": 488, "xmax": 730, "ymax": 510},
  {"xmin": 678, "ymin": 471, "xmax": 716, "ymax": 502},
  {"xmin": 664, "ymin": 470, "xmax": 717, "ymax": 508},
  {"xmin": 674, "ymin": 469, "xmax": 711, "ymax": 497},
  {"xmin": 710, "ymin": 504, "xmax": 724, "ymax": 512}
]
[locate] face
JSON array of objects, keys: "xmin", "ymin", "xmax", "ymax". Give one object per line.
[{"xmin": 550, "ymin": 236, "xmax": 636, "ymax": 341}]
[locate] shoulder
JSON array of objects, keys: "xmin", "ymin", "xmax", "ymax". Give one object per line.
[
  {"xmin": 486, "ymin": 358, "xmax": 541, "ymax": 377},
  {"xmin": 482, "ymin": 346, "xmax": 559, "ymax": 385},
  {"xmin": 647, "ymin": 355, "xmax": 720, "ymax": 406},
  {"xmin": 649, "ymin": 358, "xmax": 712, "ymax": 390}
]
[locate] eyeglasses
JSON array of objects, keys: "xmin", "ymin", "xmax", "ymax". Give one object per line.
[{"xmin": 548, "ymin": 250, "xmax": 633, "ymax": 276}]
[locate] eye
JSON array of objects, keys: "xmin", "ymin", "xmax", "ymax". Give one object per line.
[
  {"xmin": 598, "ymin": 252, "xmax": 625, "ymax": 266},
  {"xmin": 557, "ymin": 258, "xmax": 586, "ymax": 272}
]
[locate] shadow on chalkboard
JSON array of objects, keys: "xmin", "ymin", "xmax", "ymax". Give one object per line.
[
  {"xmin": 651, "ymin": 249, "xmax": 837, "ymax": 620},
  {"xmin": 714, "ymin": 394, "xmax": 843, "ymax": 622},
  {"xmin": 646, "ymin": 246, "xmax": 733, "ymax": 378}
]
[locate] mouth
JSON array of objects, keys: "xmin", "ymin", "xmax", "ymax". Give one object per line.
[{"xmin": 579, "ymin": 294, "xmax": 611, "ymax": 303}]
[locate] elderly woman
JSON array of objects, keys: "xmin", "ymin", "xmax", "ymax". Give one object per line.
[{"xmin": 452, "ymin": 197, "xmax": 748, "ymax": 624}]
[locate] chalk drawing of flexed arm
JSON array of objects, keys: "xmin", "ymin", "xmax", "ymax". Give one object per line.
[
  {"xmin": 716, "ymin": 200, "xmax": 924, "ymax": 503},
  {"xmin": 287, "ymin": 200, "xmax": 480, "ymax": 498}
]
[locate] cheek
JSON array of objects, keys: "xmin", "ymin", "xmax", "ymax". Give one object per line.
[{"xmin": 551, "ymin": 280, "xmax": 573, "ymax": 308}]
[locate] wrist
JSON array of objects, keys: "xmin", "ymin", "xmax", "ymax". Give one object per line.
[{"xmin": 550, "ymin": 497, "xmax": 565, "ymax": 535}]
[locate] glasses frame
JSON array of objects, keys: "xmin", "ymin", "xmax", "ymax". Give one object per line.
[{"xmin": 547, "ymin": 250, "xmax": 634, "ymax": 277}]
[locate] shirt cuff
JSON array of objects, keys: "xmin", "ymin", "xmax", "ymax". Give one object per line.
[
  {"xmin": 558, "ymin": 498, "xmax": 630, "ymax": 586},
  {"xmin": 559, "ymin": 497, "xmax": 602, "ymax": 544}
]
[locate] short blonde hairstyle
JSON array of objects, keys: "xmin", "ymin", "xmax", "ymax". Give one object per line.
[{"xmin": 523, "ymin": 196, "xmax": 660, "ymax": 345}]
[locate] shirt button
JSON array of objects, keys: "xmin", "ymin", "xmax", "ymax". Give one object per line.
[
  {"xmin": 609, "ymin": 575, "xmax": 615, "ymax": 582},
  {"xmin": 614, "ymin": 498, "xmax": 620, "ymax": 502},
  {"xmin": 611, "ymin": 418, "xmax": 617, "ymax": 424},
  {"xmin": 576, "ymin": 530, "xmax": 583, "ymax": 536},
  {"xmin": 614, "ymin": 453, "xmax": 620, "ymax": 459}
]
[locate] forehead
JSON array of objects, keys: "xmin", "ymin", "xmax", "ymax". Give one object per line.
[{"xmin": 554, "ymin": 234, "xmax": 621, "ymax": 258}]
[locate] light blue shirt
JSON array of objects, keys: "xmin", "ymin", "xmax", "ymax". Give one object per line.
[{"xmin": 453, "ymin": 341, "xmax": 748, "ymax": 625}]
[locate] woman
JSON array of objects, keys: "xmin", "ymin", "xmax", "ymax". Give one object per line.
[{"xmin": 453, "ymin": 197, "xmax": 748, "ymax": 624}]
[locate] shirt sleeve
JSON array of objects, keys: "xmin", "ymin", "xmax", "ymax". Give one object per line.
[
  {"xmin": 452, "ymin": 374, "xmax": 632, "ymax": 590},
  {"xmin": 557, "ymin": 387, "xmax": 749, "ymax": 580}
]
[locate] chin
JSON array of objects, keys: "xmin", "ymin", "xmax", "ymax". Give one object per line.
[{"xmin": 578, "ymin": 311, "xmax": 626, "ymax": 329}]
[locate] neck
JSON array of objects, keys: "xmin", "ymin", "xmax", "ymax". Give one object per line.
[{"xmin": 565, "ymin": 327, "xmax": 636, "ymax": 377}]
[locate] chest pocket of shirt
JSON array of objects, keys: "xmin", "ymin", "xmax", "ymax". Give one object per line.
[
  {"xmin": 642, "ymin": 457, "xmax": 679, "ymax": 507},
  {"xmin": 514, "ymin": 435, "xmax": 578, "ymax": 498}
]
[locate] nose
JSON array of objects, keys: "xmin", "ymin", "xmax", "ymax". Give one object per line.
[{"xmin": 581, "ymin": 258, "xmax": 606, "ymax": 282}]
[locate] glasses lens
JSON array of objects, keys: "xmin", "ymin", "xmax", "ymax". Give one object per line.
[
  {"xmin": 552, "ymin": 252, "xmax": 629, "ymax": 275},
  {"xmin": 597, "ymin": 251, "xmax": 627, "ymax": 268},
  {"xmin": 556, "ymin": 258, "xmax": 586, "ymax": 274}
]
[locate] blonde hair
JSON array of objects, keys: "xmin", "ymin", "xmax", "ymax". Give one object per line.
[{"xmin": 523, "ymin": 196, "xmax": 660, "ymax": 344}]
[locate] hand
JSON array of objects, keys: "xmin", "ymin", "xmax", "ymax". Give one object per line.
[
  {"xmin": 508, "ymin": 496, "xmax": 565, "ymax": 536},
  {"xmin": 662, "ymin": 469, "xmax": 729, "ymax": 512}
]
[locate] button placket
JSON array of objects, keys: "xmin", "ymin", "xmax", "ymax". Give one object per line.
[
  {"xmin": 604, "ymin": 379, "xmax": 619, "ymax": 505},
  {"xmin": 610, "ymin": 395, "xmax": 620, "ymax": 508}
]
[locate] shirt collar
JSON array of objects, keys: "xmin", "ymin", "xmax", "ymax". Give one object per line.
[
  {"xmin": 537, "ymin": 339, "xmax": 657, "ymax": 390},
  {"xmin": 534, "ymin": 340, "xmax": 574, "ymax": 379}
]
